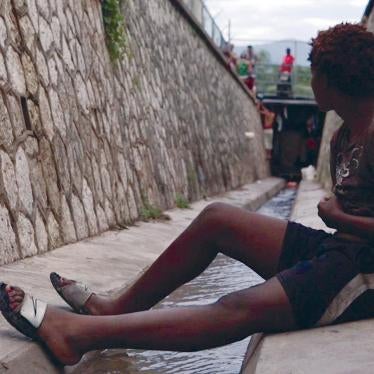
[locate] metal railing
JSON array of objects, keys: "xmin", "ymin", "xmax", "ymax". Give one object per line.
[
  {"xmin": 180, "ymin": 0, "xmax": 226, "ymax": 48},
  {"xmin": 251, "ymin": 63, "xmax": 314, "ymax": 98},
  {"xmin": 179, "ymin": 3, "xmax": 314, "ymax": 99}
]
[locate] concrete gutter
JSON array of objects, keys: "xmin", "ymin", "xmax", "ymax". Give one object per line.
[
  {"xmin": 0, "ymin": 177, "xmax": 284, "ymax": 373},
  {"xmin": 241, "ymin": 180, "xmax": 374, "ymax": 374}
]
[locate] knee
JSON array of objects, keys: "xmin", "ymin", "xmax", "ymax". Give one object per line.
[
  {"xmin": 217, "ymin": 289, "xmax": 266, "ymax": 322},
  {"xmin": 214, "ymin": 293, "xmax": 255, "ymax": 338},
  {"xmin": 197, "ymin": 202, "xmax": 231, "ymax": 228},
  {"xmin": 217, "ymin": 291, "xmax": 248, "ymax": 314}
]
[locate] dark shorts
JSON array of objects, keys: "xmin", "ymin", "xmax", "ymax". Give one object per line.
[{"xmin": 277, "ymin": 221, "xmax": 374, "ymax": 328}]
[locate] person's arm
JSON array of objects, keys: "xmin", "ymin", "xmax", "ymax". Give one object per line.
[{"xmin": 318, "ymin": 195, "xmax": 374, "ymax": 242}]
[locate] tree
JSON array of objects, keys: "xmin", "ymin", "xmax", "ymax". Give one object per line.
[{"xmin": 256, "ymin": 49, "xmax": 271, "ymax": 65}]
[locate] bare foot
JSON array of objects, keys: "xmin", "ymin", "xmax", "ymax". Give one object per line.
[
  {"xmin": 6, "ymin": 285, "xmax": 83, "ymax": 365},
  {"xmin": 52, "ymin": 276, "xmax": 117, "ymax": 315}
]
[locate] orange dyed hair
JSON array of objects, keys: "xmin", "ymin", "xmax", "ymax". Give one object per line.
[{"xmin": 309, "ymin": 23, "xmax": 374, "ymax": 97}]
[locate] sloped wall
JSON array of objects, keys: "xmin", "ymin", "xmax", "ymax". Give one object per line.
[{"xmin": 0, "ymin": 0, "xmax": 267, "ymax": 263}]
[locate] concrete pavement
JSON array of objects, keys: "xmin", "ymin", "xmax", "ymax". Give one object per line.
[{"xmin": 0, "ymin": 177, "xmax": 284, "ymax": 373}]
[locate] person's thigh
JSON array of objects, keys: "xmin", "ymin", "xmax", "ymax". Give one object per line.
[
  {"xmin": 219, "ymin": 276, "xmax": 297, "ymax": 334},
  {"xmin": 206, "ymin": 203, "xmax": 289, "ymax": 279}
]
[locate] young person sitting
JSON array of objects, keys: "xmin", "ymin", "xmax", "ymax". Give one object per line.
[{"xmin": 1, "ymin": 23, "xmax": 374, "ymax": 366}]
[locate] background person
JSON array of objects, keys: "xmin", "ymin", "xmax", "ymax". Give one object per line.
[
  {"xmin": 280, "ymin": 47, "xmax": 295, "ymax": 74},
  {"xmin": 222, "ymin": 42, "xmax": 237, "ymax": 72},
  {"xmin": 279, "ymin": 47, "xmax": 295, "ymax": 83}
]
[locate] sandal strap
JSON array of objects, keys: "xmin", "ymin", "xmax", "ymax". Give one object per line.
[
  {"xmin": 20, "ymin": 294, "xmax": 47, "ymax": 329},
  {"xmin": 61, "ymin": 282, "xmax": 93, "ymax": 312}
]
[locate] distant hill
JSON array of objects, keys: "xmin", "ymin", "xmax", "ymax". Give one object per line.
[{"xmin": 235, "ymin": 40, "xmax": 311, "ymax": 66}]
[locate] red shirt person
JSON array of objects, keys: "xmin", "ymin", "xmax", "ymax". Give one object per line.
[{"xmin": 280, "ymin": 48, "xmax": 295, "ymax": 73}]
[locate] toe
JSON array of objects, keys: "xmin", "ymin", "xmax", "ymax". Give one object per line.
[
  {"xmin": 5, "ymin": 285, "xmax": 13, "ymax": 293},
  {"xmin": 10, "ymin": 302, "xmax": 22, "ymax": 312},
  {"xmin": 9, "ymin": 295, "xmax": 24, "ymax": 304},
  {"xmin": 6, "ymin": 286, "xmax": 24, "ymax": 298},
  {"xmin": 6, "ymin": 286, "xmax": 25, "ymax": 312},
  {"xmin": 51, "ymin": 273, "xmax": 75, "ymax": 288},
  {"xmin": 60, "ymin": 278, "xmax": 75, "ymax": 287},
  {"xmin": 8, "ymin": 286, "xmax": 24, "ymax": 295},
  {"xmin": 8, "ymin": 288, "xmax": 25, "ymax": 302}
]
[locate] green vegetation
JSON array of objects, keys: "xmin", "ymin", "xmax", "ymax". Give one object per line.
[
  {"xmin": 187, "ymin": 167, "xmax": 198, "ymax": 186},
  {"xmin": 140, "ymin": 202, "xmax": 163, "ymax": 221},
  {"xmin": 175, "ymin": 194, "xmax": 190, "ymax": 209},
  {"xmin": 293, "ymin": 66, "xmax": 313, "ymax": 97},
  {"xmin": 256, "ymin": 50, "xmax": 272, "ymax": 65},
  {"xmin": 102, "ymin": 0, "xmax": 127, "ymax": 61}
]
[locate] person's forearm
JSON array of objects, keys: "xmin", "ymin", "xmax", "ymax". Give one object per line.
[{"xmin": 334, "ymin": 211, "xmax": 374, "ymax": 242}]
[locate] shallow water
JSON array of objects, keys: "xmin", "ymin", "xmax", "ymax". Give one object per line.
[{"xmin": 75, "ymin": 188, "xmax": 296, "ymax": 374}]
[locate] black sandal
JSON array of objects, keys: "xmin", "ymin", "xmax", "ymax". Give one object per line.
[{"xmin": 0, "ymin": 283, "xmax": 47, "ymax": 340}]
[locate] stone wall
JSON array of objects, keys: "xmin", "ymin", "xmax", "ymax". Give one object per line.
[
  {"xmin": 317, "ymin": 6, "xmax": 373, "ymax": 189},
  {"xmin": 0, "ymin": 0, "xmax": 267, "ymax": 263}
]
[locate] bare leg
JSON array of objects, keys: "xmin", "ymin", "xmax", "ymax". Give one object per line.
[
  {"xmin": 7, "ymin": 278, "xmax": 296, "ymax": 365},
  {"xmin": 73, "ymin": 203, "xmax": 289, "ymax": 315}
]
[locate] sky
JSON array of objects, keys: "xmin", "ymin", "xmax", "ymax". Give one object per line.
[{"xmin": 204, "ymin": 0, "xmax": 368, "ymax": 44}]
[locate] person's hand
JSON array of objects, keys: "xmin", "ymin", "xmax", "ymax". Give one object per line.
[{"xmin": 317, "ymin": 195, "xmax": 344, "ymax": 229}]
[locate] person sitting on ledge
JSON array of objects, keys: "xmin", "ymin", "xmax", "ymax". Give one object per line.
[{"xmin": 1, "ymin": 23, "xmax": 374, "ymax": 366}]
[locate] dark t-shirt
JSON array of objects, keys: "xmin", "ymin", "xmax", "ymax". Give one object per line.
[{"xmin": 330, "ymin": 124, "xmax": 374, "ymax": 217}]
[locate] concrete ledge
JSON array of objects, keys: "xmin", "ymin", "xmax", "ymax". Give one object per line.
[
  {"xmin": 241, "ymin": 180, "xmax": 374, "ymax": 374},
  {"xmin": 0, "ymin": 177, "xmax": 284, "ymax": 373},
  {"xmin": 243, "ymin": 319, "xmax": 374, "ymax": 374}
]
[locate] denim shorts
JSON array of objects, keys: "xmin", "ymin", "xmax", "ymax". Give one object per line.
[{"xmin": 277, "ymin": 221, "xmax": 374, "ymax": 328}]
